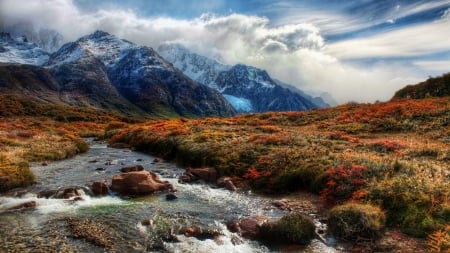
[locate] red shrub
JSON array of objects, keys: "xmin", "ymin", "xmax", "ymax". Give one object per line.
[{"xmin": 320, "ymin": 164, "xmax": 369, "ymax": 207}]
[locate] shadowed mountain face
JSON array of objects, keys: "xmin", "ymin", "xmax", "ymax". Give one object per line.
[
  {"xmin": 108, "ymin": 46, "xmax": 236, "ymax": 117},
  {"xmin": 0, "ymin": 30, "xmax": 236, "ymax": 118},
  {"xmin": 0, "ymin": 62, "xmax": 147, "ymax": 117},
  {"xmin": 46, "ymin": 31, "xmax": 236, "ymax": 118}
]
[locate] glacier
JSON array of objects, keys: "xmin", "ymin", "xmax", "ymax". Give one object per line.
[{"xmin": 223, "ymin": 94, "xmax": 253, "ymax": 113}]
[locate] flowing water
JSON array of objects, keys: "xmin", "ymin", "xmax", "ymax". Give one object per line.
[{"xmin": 0, "ymin": 139, "xmax": 338, "ymax": 252}]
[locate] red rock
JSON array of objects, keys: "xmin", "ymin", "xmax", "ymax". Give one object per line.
[
  {"xmin": 237, "ymin": 216, "xmax": 268, "ymax": 239},
  {"xmin": 111, "ymin": 171, "xmax": 174, "ymax": 196},
  {"xmin": 92, "ymin": 181, "xmax": 108, "ymax": 196},
  {"xmin": 217, "ymin": 176, "xmax": 237, "ymax": 191},
  {"xmin": 185, "ymin": 168, "xmax": 218, "ymax": 183},
  {"xmin": 141, "ymin": 219, "xmax": 153, "ymax": 226},
  {"xmin": 6, "ymin": 201, "xmax": 37, "ymax": 211}
]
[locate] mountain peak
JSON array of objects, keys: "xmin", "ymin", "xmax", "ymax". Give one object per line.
[{"xmin": 84, "ymin": 30, "xmax": 111, "ymax": 40}]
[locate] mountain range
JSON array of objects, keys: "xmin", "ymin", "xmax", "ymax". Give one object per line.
[
  {"xmin": 0, "ymin": 30, "xmax": 329, "ymax": 118},
  {"xmin": 158, "ymin": 43, "xmax": 329, "ymax": 113}
]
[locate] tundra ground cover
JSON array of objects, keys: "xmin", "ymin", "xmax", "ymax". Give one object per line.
[{"xmin": 110, "ymin": 97, "xmax": 450, "ymax": 245}]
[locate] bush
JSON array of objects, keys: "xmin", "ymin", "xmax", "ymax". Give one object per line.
[
  {"xmin": 320, "ymin": 164, "xmax": 369, "ymax": 206},
  {"xmin": 327, "ymin": 203, "xmax": 385, "ymax": 240},
  {"xmin": 0, "ymin": 162, "xmax": 35, "ymax": 192},
  {"xmin": 260, "ymin": 212, "xmax": 315, "ymax": 244}
]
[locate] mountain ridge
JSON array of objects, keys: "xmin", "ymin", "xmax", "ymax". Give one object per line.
[
  {"xmin": 158, "ymin": 43, "xmax": 329, "ymax": 113},
  {"xmin": 0, "ymin": 30, "xmax": 236, "ymax": 118}
]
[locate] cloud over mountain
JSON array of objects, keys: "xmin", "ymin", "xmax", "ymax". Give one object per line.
[{"xmin": 1, "ymin": 0, "xmax": 448, "ymax": 103}]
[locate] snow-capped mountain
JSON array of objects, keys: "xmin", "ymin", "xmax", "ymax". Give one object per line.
[
  {"xmin": 158, "ymin": 43, "xmax": 230, "ymax": 89},
  {"xmin": 0, "ymin": 32, "xmax": 49, "ymax": 65},
  {"xmin": 47, "ymin": 31, "xmax": 235, "ymax": 117},
  {"xmin": 158, "ymin": 43, "xmax": 327, "ymax": 113},
  {"xmin": 215, "ymin": 64, "xmax": 317, "ymax": 113}
]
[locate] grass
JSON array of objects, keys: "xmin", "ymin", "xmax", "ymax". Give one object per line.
[
  {"xmin": 109, "ymin": 97, "xmax": 450, "ymax": 238},
  {"xmin": 0, "ymin": 97, "xmax": 133, "ymax": 192}
]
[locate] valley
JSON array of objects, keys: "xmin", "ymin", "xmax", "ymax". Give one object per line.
[{"xmin": 0, "ymin": 28, "xmax": 449, "ymax": 252}]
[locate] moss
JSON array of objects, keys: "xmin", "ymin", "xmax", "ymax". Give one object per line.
[
  {"xmin": 260, "ymin": 212, "xmax": 315, "ymax": 245},
  {"xmin": 328, "ymin": 203, "xmax": 385, "ymax": 240}
]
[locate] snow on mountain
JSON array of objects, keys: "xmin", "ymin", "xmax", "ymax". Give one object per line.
[
  {"xmin": 47, "ymin": 30, "xmax": 235, "ymax": 117},
  {"xmin": 158, "ymin": 43, "xmax": 230, "ymax": 89},
  {"xmin": 0, "ymin": 32, "xmax": 49, "ymax": 65},
  {"xmin": 158, "ymin": 43, "xmax": 327, "ymax": 113},
  {"xmin": 47, "ymin": 30, "xmax": 134, "ymax": 68}
]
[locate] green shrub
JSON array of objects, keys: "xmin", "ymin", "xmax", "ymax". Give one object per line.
[
  {"xmin": 367, "ymin": 175, "xmax": 449, "ymax": 237},
  {"xmin": 260, "ymin": 212, "xmax": 315, "ymax": 244},
  {"xmin": 328, "ymin": 203, "xmax": 385, "ymax": 240}
]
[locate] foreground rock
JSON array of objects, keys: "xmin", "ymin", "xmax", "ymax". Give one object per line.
[
  {"xmin": 179, "ymin": 225, "xmax": 222, "ymax": 240},
  {"xmin": 179, "ymin": 168, "xmax": 218, "ymax": 183},
  {"xmin": 38, "ymin": 186, "xmax": 93, "ymax": 199},
  {"xmin": 92, "ymin": 181, "xmax": 108, "ymax": 196},
  {"xmin": 227, "ymin": 213, "xmax": 315, "ymax": 245},
  {"xmin": 111, "ymin": 171, "xmax": 174, "ymax": 195},
  {"xmin": 227, "ymin": 216, "xmax": 268, "ymax": 240},
  {"xmin": 217, "ymin": 176, "xmax": 237, "ymax": 191},
  {"xmin": 5, "ymin": 201, "xmax": 37, "ymax": 212}
]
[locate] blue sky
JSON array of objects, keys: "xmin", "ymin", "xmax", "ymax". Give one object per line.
[{"xmin": 1, "ymin": 0, "xmax": 450, "ymax": 102}]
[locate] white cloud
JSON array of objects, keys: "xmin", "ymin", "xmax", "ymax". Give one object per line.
[
  {"xmin": 0, "ymin": 0, "xmax": 446, "ymax": 104},
  {"xmin": 325, "ymin": 19, "xmax": 450, "ymax": 59},
  {"xmin": 414, "ymin": 60, "xmax": 450, "ymax": 72}
]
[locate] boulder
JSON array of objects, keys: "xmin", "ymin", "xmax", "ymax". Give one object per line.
[
  {"xmin": 111, "ymin": 171, "xmax": 174, "ymax": 196},
  {"xmin": 166, "ymin": 193, "xmax": 177, "ymax": 201},
  {"xmin": 38, "ymin": 186, "xmax": 92, "ymax": 199},
  {"xmin": 228, "ymin": 216, "xmax": 268, "ymax": 240},
  {"xmin": 179, "ymin": 226, "xmax": 222, "ymax": 240},
  {"xmin": 179, "ymin": 168, "xmax": 217, "ymax": 183},
  {"xmin": 217, "ymin": 176, "xmax": 237, "ymax": 191},
  {"xmin": 6, "ymin": 201, "xmax": 37, "ymax": 211},
  {"xmin": 92, "ymin": 181, "xmax": 108, "ymax": 196},
  {"xmin": 37, "ymin": 188, "xmax": 58, "ymax": 198},
  {"xmin": 141, "ymin": 219, "xmax": 153, "ymax": 226},
  {"xmin": 120, "ymin": 165, "xmax": 145, "ymax": 173}
]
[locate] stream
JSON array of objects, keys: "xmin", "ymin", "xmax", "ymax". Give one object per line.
[{"xmin": 0, "ymin": 139, "xmax": 339, "ymax": 252}]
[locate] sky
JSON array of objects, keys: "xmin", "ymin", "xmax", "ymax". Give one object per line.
[{"xmin": 0, "ymin": 0, "xmax": 449, "ymax": 103}]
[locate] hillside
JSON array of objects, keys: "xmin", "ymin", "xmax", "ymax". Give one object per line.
[
  {"xmin": 109, "ymin": 97, "xmax": 450, "ymax": 240},
  {"xmin": 393, "ymin": 72, "xmax": 450, "ymax": 99}
]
